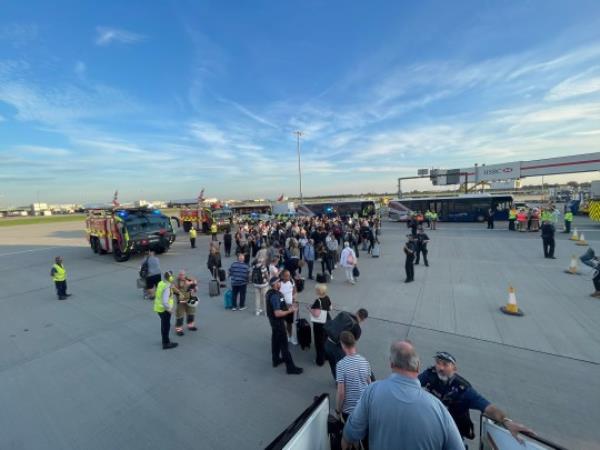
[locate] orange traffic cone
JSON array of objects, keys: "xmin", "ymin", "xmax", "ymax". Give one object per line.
[
  {"xmin": 500, "ymin": 285, "xmax": 524, "ymax": 316},
  {"xmin": 576, "ymin": 233, "xmax": 588, "ymax": 246},
  {"xmin": 564, "ymin": 255, "xmax": 580, "ymax": 275},
  {"xmin": 570, "ymin": 228, "xmax": 579, "ymax": 241}
]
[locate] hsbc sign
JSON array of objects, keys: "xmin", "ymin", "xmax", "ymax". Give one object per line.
[{"xmin": 477, "ymin": 162, "xmax": 521, "ymax": 182}]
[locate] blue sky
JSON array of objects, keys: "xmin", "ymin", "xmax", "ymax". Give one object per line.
[{"xmin": 1, "ymin": 0, "xmax": 600, "ymax": 205}]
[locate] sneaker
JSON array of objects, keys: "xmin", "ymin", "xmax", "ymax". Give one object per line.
[
  {"xmin": 175, "ymin": 330, "xmax": 184, "ymax": 336},
  {"xmin": 231, "ymin": 307, "xmax": 238, "ymax": 311},
  {"xmin": 287, "ymin": 366, "xmax": 303, "ymax": 375},
  {"xmin": 187, "ymin": 326, "xmax": 198, "ymax": 331},
  {"xmin": 330, "ymin": 274, "xmax": 334, "ymax": 280},
  {"xmin": 239, "ymin": 306, "xmax": 247, "ymax": 311},
  {"xmin": 291, "ymin": 336, "xmax": 298, "ymax": 345},
  {"xmin": 162, "ymin": 342, "xmax": 178, "ymax": 350},
  {"xmin": 255, "ymin": 310, "xmax": 262, "ymax": 316}
]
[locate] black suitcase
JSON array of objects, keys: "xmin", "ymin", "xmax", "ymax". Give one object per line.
[
  {"xmin": 295, "ymin": 277, "xmax": 305, "ymax": 293},
  {"xmin": 316, "ymin": 273, "xmax": 329, "ymax": 284},
  {"xmin": 218, "ymin": 268, "xmax": 226, "ymax": 282},
  {"xmin": 296, "ymin": 318, "xmax": 311, "ymax": 350}
]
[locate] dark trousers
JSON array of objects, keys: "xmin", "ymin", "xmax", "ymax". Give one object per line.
[
  {"xmin": 224, "ymin": 240, "xmax": 232, "ymax": 256},
  {"xmin": 405, "ymin": 256, "xmax": 414, "ymax": 281},
  {"xmin": 415, "ymin": 248, "xmax": 428, "ymax": 266},
  {"xmin": 54, "ymin": 280, "xmax": 67, "ymax": 298},
  {"xmin": 487, "ymin": 219, "xmax": 494, "ymax": 229},
  {"xmin": 593, "ymin": 271, "xmax": 600, "ymax": 291},
  {"xmin": 211, "ymin": 233, "xmax": 217, "ymax": 241},
  {"xmin": 509, "ymin": 219, "xmax": 515, "ymax": 231},
  {"xmin": 271, "ymin": 324, "xmax": 295, "ymax": 370},
  {"xmin": 306, "ymin": 260, "xmax": 314, "ymax": 279},
  {"xmin": 542, "ymin": 237, "xmax": 555, "ymax": 257},
  {"xmin": 313, "ymin": 323, "xmax": 326, "ymax": 365},
  {"xmin": 190, "ymin": 238, "xmax": 196, "ymax": 248},
  {"xmin": 325, "ymin": 339, "xmax": 345, "ymax": 380},
  {"xmin": 565, "ymin": 221, "xmax": 571, "ymax": 233},
  {"xmin": 327, "ymin": 250, "xmax": 337, "ymax": 270},
  {"xmin": 158, "ymin": 311, "xmax": 171, "ymax": 345},
  {"xmin": 232, "ymin": 284, "xmax": 247, "ymax": 308},
  {"xmin": 321, "ymin": 258, "xmax": 332, "ymax": 275}
]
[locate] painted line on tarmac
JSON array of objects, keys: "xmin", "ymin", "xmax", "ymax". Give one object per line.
[{"xmin": 0, "ymin": 246, "xmax": 59, "ymax": 257}]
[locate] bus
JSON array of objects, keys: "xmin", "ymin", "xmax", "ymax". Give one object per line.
[
  {"xmin": 296, "ymin": 200, "xmax": 377, "ymax": 218},
  {"xmin": 230, "ymin": 203, "xmax": 273, "ymax": 222},
  {"xmin": 389, "ymin": 194, "xmax": 513, "ymax": 222}
]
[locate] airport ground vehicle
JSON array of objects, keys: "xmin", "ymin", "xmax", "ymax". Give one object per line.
[
  {"xmin": 296, "ymin": 200, "xmax": 376, "ymax": 217},
  {"xmin": 230, "ymin": 203, "xmax": 273, "ymax": 216},
  {"xmin": 86, "ymin": 208, "xmax": 175, "ymax": 262},
  {"xmin": 178, "ymin": 206, "xmax": 232, "ymax": 232},
  {"xmin": 389, "ymin": 194, "xmax": 513, "ymax": 222},
  {"xmin": 587, "ymin": 181, "xmax": 600, "ymax": 222}
]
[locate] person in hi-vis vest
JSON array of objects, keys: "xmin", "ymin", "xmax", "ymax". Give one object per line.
[
  {"xmin": 50, "ymin": 256, "xmax": 71, "ymax": 300},
  {"xmin": 189, "ymin": 227, "xmax": 197, "ymax": 248},
  {"xmin": 154, "ymin": 271, "xmax": 178, "ymax": 350}
]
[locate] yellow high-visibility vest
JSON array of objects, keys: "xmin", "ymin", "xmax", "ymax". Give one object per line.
[
  {"xmin": 189, "ymin": 228, "xmax": 197, "ymax": 238},
  {"xmin": 153, "ymin": 281, "xmax": 173, "ymax": 313},
  {"xmin": 52, "ymin": 264, "xmax": 66, "ymax": 282}
]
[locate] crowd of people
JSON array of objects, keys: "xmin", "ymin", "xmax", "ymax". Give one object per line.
[{"xmin": 51, "ymin": 210, "xmax": 538, "ymax": 448}]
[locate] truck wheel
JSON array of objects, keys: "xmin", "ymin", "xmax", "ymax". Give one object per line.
[{"xmin": 112, "ymin": 240, "xmax": 130, "ymax": 262}]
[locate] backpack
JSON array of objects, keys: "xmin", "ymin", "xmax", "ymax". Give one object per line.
[
  {"xmin": 251, "ymin": 265, "xmax": 264, "ymax": 284},
  {"xmin": 139, "ymin": 257, "xmax": 149, "ymax": 279},
  {"xmin": 324, "ymin": 311, "xmax": 357, "ymax": 343}
]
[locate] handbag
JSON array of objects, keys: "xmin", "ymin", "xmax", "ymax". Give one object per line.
[
  {"xmin": 310, "ymin": 299, "xmax": 328, "ymax": 324},
  {"xmin": 352, "ymin": 266, "xmax": 360, "ymax": 278}
]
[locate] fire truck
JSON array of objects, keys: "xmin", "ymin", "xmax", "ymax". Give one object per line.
[
  {"xmin": 86, "ymin": 207, "xmax": 176, "ymax": 262},
  {"xmin": 180, "ymin": 207, "xmax": 213, "ymax": 233},
  {"xmin": 179, "ymin": 205, "xmax": 232, "ymax": 233}
]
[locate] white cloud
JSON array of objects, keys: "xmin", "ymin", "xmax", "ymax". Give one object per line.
[
  {"xmin": 95, "ymin": 27, "xmax": 146, "ymax": 46},
  {"xmin": 546, "ymin": 70, "xmax": 600, "ymax": 101},
  {"xmin": 17, "ymin": 145, "xmax": 71, "ymax": 157},
  {"xmin": 188, "ymin": 122, "xmax": 228, "ymax": 146}
]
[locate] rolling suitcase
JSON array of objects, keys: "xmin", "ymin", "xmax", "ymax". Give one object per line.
[
  {"xmin": 209, "ymin": 278, "xmax": 220, "ymax": 297},
  {"xmin": 296, "ymin": 318, "xmax": 311, "ymax": 350},
  {"xmin": 316, "ymin": 273, "xmax": 329, "ymax": 284},
  {"xmin": 371, "ymin": 243, "xmax": 380, "ymax": 258},
  {"xmin": 223, "ymin": 289, "xmax": 233, "ymax": 309},
  {"xmin": 294, "ymin": 277, "xmax": 305, "ymax": 293}
]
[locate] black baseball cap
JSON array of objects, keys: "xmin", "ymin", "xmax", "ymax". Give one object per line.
[{"xmin": 435, "ymin": 351, "xmax": 456, "ymax": 364}]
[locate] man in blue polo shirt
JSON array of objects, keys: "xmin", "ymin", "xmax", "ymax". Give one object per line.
[
  {"xmin": 419, "ymin": 352, "xmax": 533, "ymax": 444},
  {"xmin": 342, "ymin": 340, "xmax": 463, "ymax": 450}
]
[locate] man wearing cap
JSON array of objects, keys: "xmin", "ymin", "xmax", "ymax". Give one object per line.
[
  {"xmin": 419, "ymin": 352, "xmax": 533, "ymax": 444},
  {"xmin": 266, "ymin": 276, "xmax": 303, "ymax": 375},
  {"xmin": 50, "ymin": 256, "xmax": 71, "ymax": 300}
]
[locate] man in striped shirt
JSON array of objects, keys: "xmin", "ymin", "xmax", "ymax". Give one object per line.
[
  {"xmin": 228, "ymin": 253, "xmax": 250, "ymax": 311},
  {"xmin": 336, "ymin": 331, "xmax": 372, "ymax": 423}
]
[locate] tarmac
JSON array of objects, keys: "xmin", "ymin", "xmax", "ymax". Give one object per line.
[{"xmin": 1, "ymin": 217, "xmax": 599, "ymax": 449}]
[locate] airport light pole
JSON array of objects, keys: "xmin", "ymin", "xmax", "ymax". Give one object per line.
[{"xmin": 294, "ymin": 130, "xmax": 304, "ymax": 204}]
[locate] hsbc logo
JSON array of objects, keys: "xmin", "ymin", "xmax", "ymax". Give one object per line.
[{"xmin": 483, "ymin": 167, "xmax": 513, "ymax": 175}]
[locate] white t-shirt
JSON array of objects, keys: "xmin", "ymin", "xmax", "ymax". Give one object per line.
[{"xmin": 279, "ymin": 280, "xmax": 294, "ymax": 305}]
